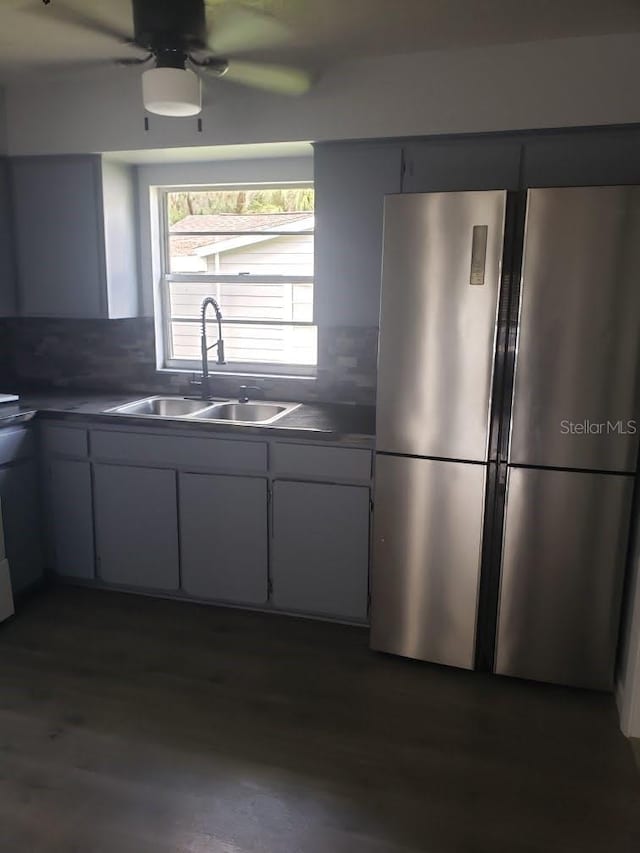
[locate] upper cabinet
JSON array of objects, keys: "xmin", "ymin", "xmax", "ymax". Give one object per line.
[
  {"xmin": 0, "ymin": 158, "xmax": 16, "ymax": 317},
  {"xmin": 10, "ymin": 155, "xmax": 139, "ymax": 318},
  {"xmin": 312, "ymin": 139, "xmax": 522, "ymax": 329},
  {"xmin": 402, "ymin": 137, "xmax": 522, "ymax": 193},
  {"xmin": 521, "ymin": 127, "xmax": 640, "ymax": 188},
  {"xmin": 313, "ymin": 142, "xmax": 402, "ymax": 328}
]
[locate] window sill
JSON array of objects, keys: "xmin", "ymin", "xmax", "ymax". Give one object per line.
[{"xmin": 157, "ymin": 367, "xmax": 318, "ymax": 382}]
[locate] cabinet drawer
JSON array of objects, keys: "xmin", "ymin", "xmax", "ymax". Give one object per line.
[
  {"xmin": 90, "ymin": 429, "xmax": 267, "ymax": 473},
  {"xmin": 271, "ymin": 442, "xmax": 372, "ymax": 483},
  {"xmin": 0, "ymin": 427, "xmax": 35, "ymax": 465},
  {"xmin": 41, "ymin": 425, "xmax": 89, "ymax": 458}
]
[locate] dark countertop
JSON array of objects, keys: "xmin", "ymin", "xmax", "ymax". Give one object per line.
[{"xmin": 0, "ymin": 391, "xmax": 376, "ymax": 447}]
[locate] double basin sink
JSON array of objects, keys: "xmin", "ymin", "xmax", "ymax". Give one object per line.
[{"xmin": 106, "ymin": 396, "xmax": 301, "ymax": 426}]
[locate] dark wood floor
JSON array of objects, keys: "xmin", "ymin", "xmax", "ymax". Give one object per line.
[{"xmin": 1, "ymin": 587, "xmax": 639, "ymax": 853}]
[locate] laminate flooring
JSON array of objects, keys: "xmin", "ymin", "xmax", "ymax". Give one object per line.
[{"xmin": 1, "ymin": 586, "xmax": 639, "ymax": 852}]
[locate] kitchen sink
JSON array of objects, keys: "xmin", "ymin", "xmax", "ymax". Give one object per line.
[
  {"xmin": 106, "ymin": 397, "xmax": 214, "ymax": 417},
  {"xmin": 105, "ymin": 396, "xmax": 300, "ymax": 425},
  {"xmin": 192, "ymin": 401, "xmax": 300, "ymax": 424}
]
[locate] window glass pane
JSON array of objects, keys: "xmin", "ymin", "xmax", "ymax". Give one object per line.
[
  {"xmin": 163, "ymin": 187, "xmax": 316, "ymax": 369},
  {"xmin": 169, "ymin": 280, "xmax": 313, "ymax": 323},
  {"xmin": 167, "ymin": 189, "xmax": 314, "ymax": 227},
  {"xmin": 168, "ymin": 233, "xmax": 314, "ymax": 276},
  {"xmin": 170, "ymin": 321, "xmax": 317, "ymax": 366}
]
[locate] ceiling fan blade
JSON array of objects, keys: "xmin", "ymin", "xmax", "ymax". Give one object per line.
[
  {"xmin": 206, "ymin": 3, "xmax": 291, "ymax": 55},
  {"xmin": 31, "ymin": 0, "xmax": 133, "ymax": 44},
  {"xmin": 220, "ymin": 60, "xmax": 311, "ymax": 95},
  {"xmin": 116, "ymin": 54, "xmax": 154, "ymax": 67},
  {"xmin": 20, "ymin": 56, "xmax": 147, "ymax": 80}
]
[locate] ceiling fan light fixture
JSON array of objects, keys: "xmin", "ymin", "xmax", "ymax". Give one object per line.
[{"xmin": 142, "ymin": 67, "xmax": 202, "ymax": 117}]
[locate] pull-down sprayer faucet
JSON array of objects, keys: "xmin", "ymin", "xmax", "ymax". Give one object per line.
[{"xmin": 198, "ymin": 297, "xmax": 225, "ymax": 399}]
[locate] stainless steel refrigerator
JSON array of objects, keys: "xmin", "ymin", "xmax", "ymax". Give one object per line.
[{"xmin": 371, "ymin": 186, "xmax": 640, "ymax": 690}]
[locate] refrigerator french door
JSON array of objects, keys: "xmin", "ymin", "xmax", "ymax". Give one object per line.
[
  {"xmin": 371, "ymin": 190, "xmax": 507, "ymax": 669},
  {"xmin": 494, "ymin": 187, "xmax": 640, "ymax": 690},
  {"xmin": 371, "ymin": 185, "xmax": 640, "ymax": 689}
]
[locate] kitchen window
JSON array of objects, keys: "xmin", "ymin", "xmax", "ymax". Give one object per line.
[{"xmin": 159, "ymin": 185, "xmax": 316, "ymax": 373}]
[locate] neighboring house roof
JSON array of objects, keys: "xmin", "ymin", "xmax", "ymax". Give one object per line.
[{"xmin": 170, "ymin": 213, "xmax": 314, "ymax": 257}]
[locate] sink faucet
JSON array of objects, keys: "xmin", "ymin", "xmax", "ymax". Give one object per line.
[{"xmin": 198, "ymin": 297, "xmax": 225, "ymax": 399}]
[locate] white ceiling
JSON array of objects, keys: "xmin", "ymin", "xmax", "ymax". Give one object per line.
[{"xmin": 1, "ymin": 0, "xmax": 640, "ymax": 80}]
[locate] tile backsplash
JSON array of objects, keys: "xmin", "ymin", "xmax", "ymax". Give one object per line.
[{"xmin": 0, "ymin": 318, "xmax": 378, "ymax": 405}]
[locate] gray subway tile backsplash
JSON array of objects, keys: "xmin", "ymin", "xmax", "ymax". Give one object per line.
[{"xmin": 0, "ymin": 318, "xmax": 378, "ymax": 405}]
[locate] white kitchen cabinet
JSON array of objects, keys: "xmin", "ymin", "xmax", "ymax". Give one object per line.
[
  {"xmin": 40, "ymin": 421, "xmax": 373, "ymax": 624},
  {"xmin": 271, "ymin": 479, "xmax": 370, "ymax": 622},
  {"xmin": 179, "ymin": 472, "xmax": 268, "ymax": 605},
  {"xmin": 46, "ymin": 458, "xmax": 95, "ymax": 580},
  {"xmin": 10, "ymin": 155, "xmax": 138, "ymax": 318},
  {"xmin": 93, "ymin": 463, "xmax": 179, "ymax": 591}
]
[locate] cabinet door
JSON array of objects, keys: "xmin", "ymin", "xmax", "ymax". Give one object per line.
[
  {"xmin": 179, "ymin": 473, "xmax": 268, "ymax": 605},
  {"xmin": 93, "ymin": 464, "xmax": 179, "ymax": 591},
  {"xmin": 11, "ymin": 156, "xmax": 106, "ymax": 318},
  {"xmin": 314, "ymin": 143, "xmax": 402, "ymax": 327},
  {"xmin": 0, "ymin": 459, "xmax": 44, "ymax": 595},
  {"xmin": 402, "ymin": 138, "xmax": 522, "ymax": 193},
  {"xmin": 0, "ymin": 158, "xmax": 16, "ymax": 317},
  {"xmin": 272, "ymin": 480, "xmax": 370, "ymax": 621},
  {"xmin": 521, "ymin": 127, "xmax": 640, "ymax": 188},
  {"xmin": 46, "ymin": 459, "xmax": 95, "ymax": 579}
]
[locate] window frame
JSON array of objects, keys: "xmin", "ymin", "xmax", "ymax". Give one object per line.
[{"xmin": 157, "ymin": 183, "xmax": 316, "ymax": 376}]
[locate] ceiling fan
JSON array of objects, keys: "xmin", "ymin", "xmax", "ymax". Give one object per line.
[{"xmin": 38, "ymin": 0, "xmax": 312, "ymax": 116}]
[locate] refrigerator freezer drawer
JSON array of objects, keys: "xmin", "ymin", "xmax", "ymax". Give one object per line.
[
  {"xmin": 495, "ymin": 467, "xmax": 633, "ymax": 690},
  {"xmin": 371, "ymin": 454, "xmax": 486, "ymax": 669},
  {"xmin": 376, "ymin": 190, "xmax": 506, "ymax": 462},
  {"xmin": 509, "ymin": 186, "xmax": 640, "ymax": 472}
]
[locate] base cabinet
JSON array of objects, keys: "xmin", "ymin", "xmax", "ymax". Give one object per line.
[
  {"xmin": 41, "ymin": 424, "xmax": 373, "ymax": 623},
  {"xmin": 46, "ymin": 459, "xmax": 95, "ymax": 579},
  {"xmin": 179, "ymin": 472, "xmax": 268, "ymax": 605},
  {"xmin": 271, "ymin": 480, "xmax": 370, "ymax": 621},
  {"xmin": 93, "ymin": 464, "xmax": 179, "ymax": 591},
  {"xmin": 0, "ymin": 458, "xmax": 43, "ymax": 595}
]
